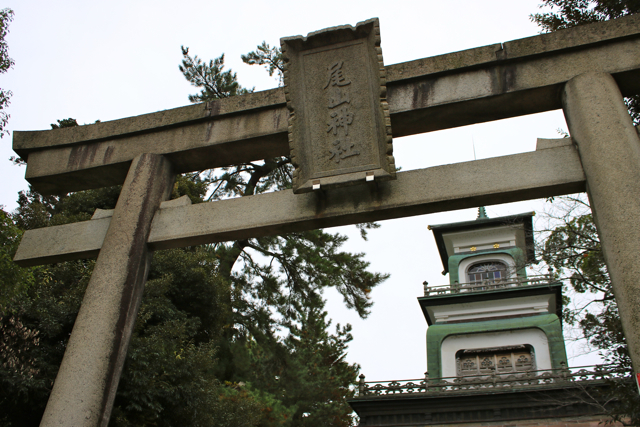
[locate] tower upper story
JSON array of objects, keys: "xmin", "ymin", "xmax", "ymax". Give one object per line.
[{"xmin": 428, "ymin": 208, "xmax": 535, "ymax": 287}]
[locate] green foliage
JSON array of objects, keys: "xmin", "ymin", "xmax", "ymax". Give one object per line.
[
  {"xmin": 229, "ymin": 294, "xmax": 359, "ymax": 427},
  {"xmin": 533, "ymin": 1, "xmax": 639, "ymax": 368},
  {"xmin": 180, "ymin": 41, "xmax": 387, "ymax": 320},
  {"xmin": 0, "ymin": 210, "xmax": 34, "ymax": 305},
  {"xmin": 535, "ymin": 3, "xmax": 639, "ymax": 406},
  {"xmin": 600, "ymin": 376, "xmax": 640, "ymax": 425},
  {"xmin": 0, "ymin": 8, "xmax": 14, "ymax": 138},
  {"xmin": 204, "ymin": 157, "xmax": 293, "ymax": 200},
  {"xmin": 540, "ymin": 196, "xmax": 639, "ymax": 424},
  {"xmin": 241, "ymin": 42, "xmax": 284, "ymax": 85},
  {"xmin": 171, "ymin": 172, "xmax": 210, "ymax": 204},
  {"xmin": 13, "ymin": 185, "xmax": 122, "ymax": 230},
  {"xmin": 279, "ymin": 295, "xmax": 359, "ymax": 426},
  {"xmin": 0, "ymin": 212, "xmax": 42, "ymax": 427},
  {"xmin": 0, "ymin": 8, "xmax": 13, "ymax": 74},
  {"xmin": 111, "ymin": 247, "xmax": 268, "ymax": 427},
  {"xmin": 50, "ymin": 118, "xmax": 79, "ymax": 129},
  {"xmin": 543, "ymin": 211, "xmax": 606, "ymax": 295},
  {"xmin": 531, "ymin": 0, "xmax": 640, "ymax": 124},
  {"xmin": 180, "ymin": 46, "xmax": 253, "ymax": 103},
  {"xmin": 230, "ymin": 231, "xmax": 384, "ymax": 322},
  {"xmin": 534, "ymin": 18, "xmax": 639, "ymax": 424},
  {"xmin": 192, "ymin": 152, "xmax": 385, "ymax": 324},
  {"xmin": 1, "ymin": 178, "xmax": 121, "ymax": 425},
  {"xmin": 541, "ymin": 202, "xmax": 621, "ymax": 351},
  {"xmin": 531, "ymin": 0, "xmax": 640, "ymax": 31},
  {"xmin": 1, "ymin": 257, "xmax": 95, "ymax": 426}
]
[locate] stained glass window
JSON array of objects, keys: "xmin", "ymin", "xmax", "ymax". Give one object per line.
[{"xmin": 467, "ymin": 261, "xmax": 508, "ymax": 287}]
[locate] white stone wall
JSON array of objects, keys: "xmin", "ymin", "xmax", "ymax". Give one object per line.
[
  {"xmin": 444, "ymin": 225, "xmax": 521, "ymax": 255},
  {"xmin": 440, "ymin": 328, "xmax": 551, "ymax": 378},
  {"xmin": 428, "ymin": 294, "xmax": 555, "ymax": 323}
]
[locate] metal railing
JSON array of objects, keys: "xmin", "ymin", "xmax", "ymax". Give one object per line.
[
  {"xmin": 423, "ymin": 274, "xmax": 555, "ymax": 297},
  {"xmin": 356, "ymin": 364, "xmax": 626, "ymax": 397}
]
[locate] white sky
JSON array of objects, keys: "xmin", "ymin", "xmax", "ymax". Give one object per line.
[{"xmin": 1, "ymin": 0, "xmax": 602, "ymax": 382}]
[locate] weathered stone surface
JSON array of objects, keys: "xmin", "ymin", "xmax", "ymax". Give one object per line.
[
  {"xmin": 12, "ymin": 14, "xmax": 640, "ymax": 195},
  {"xmin": 39, "ymin": 153, "xmax": 174, "ymax": 427},
  {"xmin": 91, "ymin": 208, "xmax": 114, "ymax": 220},
  {"xmin": 562, "ymin": 72, "xmax": 640, "ymax": 375},
  {"xmin": 535, "ymin": 138, "xmax": 572, "ymax": 151},
  {"xmin": 385, "ymin": 13, "xmax": 640, "ymax": 82},
  {"xmin": 13, "ymin": 88, "xmax": 285, "ymax": 155},
  {"xmin": 159, "ymin": 194, "xmax": 192, "ymax": 208},
  {"xmin": 22, "ymin": 104, "xmax": 289, "ymax": 194},
  {"xmin": 15, "ymin": 145, "xmax": 585, "ymax": 267},
  {"xmin": 148, "ymin": 144, "xmax": 584, "ymax": 249},
  {"xmin": 281, "ymin": 18, "xmax": 394, "ymax": 193},
  {"xmin": 14, "ymin": 196, "xmax": 190, "ymax": 267},
  {"xmin": 14, "ymin": 215, "xmax": 109, "ymax": 267},
  {"xmin": 387, "ymin": 33, "xmax": 640, "ymax": 137}
]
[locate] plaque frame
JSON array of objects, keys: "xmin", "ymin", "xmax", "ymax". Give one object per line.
[{"xmin": 281, "ymin": 18, "xmax": 395, "ymax": 194}]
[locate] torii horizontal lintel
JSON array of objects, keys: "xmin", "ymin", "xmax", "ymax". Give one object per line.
[
  {"xmin": 14, "ymin": 141, "xmax": 584, "ymax": 267},
  {"xmin": 12, "ymin": 14, "xmax": 640, "ymax": 195}
]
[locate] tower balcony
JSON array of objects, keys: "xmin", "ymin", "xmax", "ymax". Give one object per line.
[
  {"xmin": 417, "ymin": 274, "xmax": 563, "ymax": 329},
  {"xmin": 348, "ymin": 365, "xmax": 631, "ymax": 426},
  {"xmin": 422, "ymin": 274, "xmax": 555, "ymax": 297},
  {"xmin": 354, "ymin": 364, "xmax": 624, "ymax": 397}
]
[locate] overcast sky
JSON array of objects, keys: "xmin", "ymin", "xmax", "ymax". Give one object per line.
[{"xmin": 1, "ymin": 0, "xmax": 600, "ymax": 382}]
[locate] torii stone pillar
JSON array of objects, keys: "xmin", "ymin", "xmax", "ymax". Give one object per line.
[
  {"xmin": 562, "ymin": 72, "xmax": 640, "ymax": 374},
  {"xmin": 39, "ymin": 153, "xmax": 174, "ymax": 427}
]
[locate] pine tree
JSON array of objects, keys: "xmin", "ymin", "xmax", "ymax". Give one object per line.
[
  {"xmin": 176, "ymin": 44, "xmax": 388, "ymax": 423},
  {"xmin": 0, "ymin": 8, "xmax": 14, "ymax": 138}
]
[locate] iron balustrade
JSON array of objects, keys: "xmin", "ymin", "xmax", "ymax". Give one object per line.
[
  {"xmin": 355, "ymin": 364, "xmax": 627, "ymax": 397},
  {"xmin": 423, "ymin": 274, "xmax": 555, "ymax": 297}
]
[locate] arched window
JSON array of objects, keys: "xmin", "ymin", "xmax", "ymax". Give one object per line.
[{"xmin": 467, "ymin": 261, "xmax": 507, "ymax": 286}]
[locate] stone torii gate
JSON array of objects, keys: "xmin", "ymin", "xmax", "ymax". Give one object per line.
[{"xmin": 12, "ymin": 15, "xmax": 640, "ymax": 427}]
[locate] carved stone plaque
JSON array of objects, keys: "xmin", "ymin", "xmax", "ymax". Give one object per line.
[{"xmin": 281, "ymin": 18, "xmax": 395, "ymax": 194}]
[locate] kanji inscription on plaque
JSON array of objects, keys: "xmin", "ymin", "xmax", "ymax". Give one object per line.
[{"xmin": 281, "ymin": 18, "xmax": 395, "ymax": 194}]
